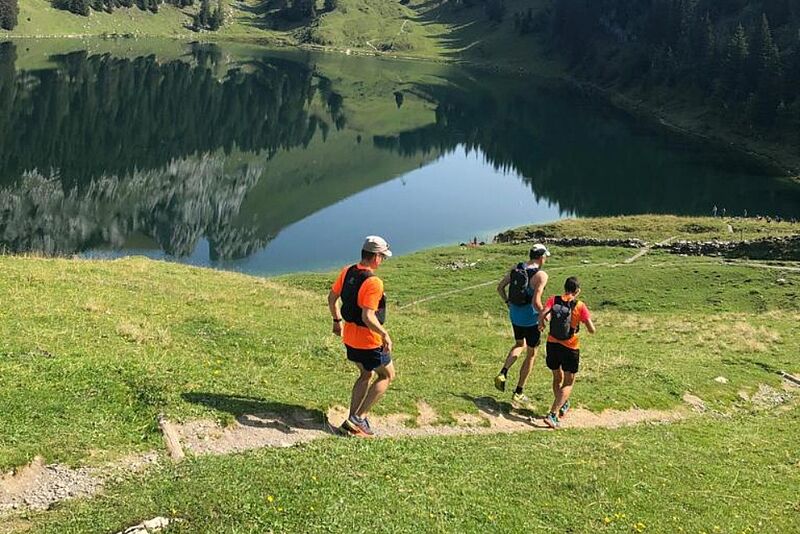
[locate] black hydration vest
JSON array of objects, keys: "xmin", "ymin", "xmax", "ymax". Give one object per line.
[
  {"xmin": 549, "ymin": 296, "xmax": 578, "ymax": 340},
  {"xmin": 508, "ymin": 263, "xmax": 539, "ymax": 306},
  {"xmin": 340, "ymin": 265, "xmax": 387, "ymax": 327}
]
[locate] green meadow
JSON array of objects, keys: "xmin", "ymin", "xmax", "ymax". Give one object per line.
[{"xmin": 0, "ymin": 215, "xmax": 797, "ymax": 532}]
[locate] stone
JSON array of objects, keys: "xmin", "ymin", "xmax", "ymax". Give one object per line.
[
  {"xmin": 714, "ymin": 376, "xmax": 728, "ymax": 384},
  {"xmin": 142, "ymin": 517, "xmax": 170, "ymax": 530}
]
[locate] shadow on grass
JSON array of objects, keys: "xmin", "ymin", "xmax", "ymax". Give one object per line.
[
  {"xmin": 182, "ymin": 392, "xmax": 326, "ymax": 433},
  {"xmin": 456, "ymin": 394, "xmax": 546, "ymax": 423}
]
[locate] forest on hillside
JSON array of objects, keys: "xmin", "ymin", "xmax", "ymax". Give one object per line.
[{"xmin": 545, "ymin": 0, "xmax": 800, "ymax": 132}]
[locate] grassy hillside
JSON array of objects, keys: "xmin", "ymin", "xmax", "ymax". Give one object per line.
[
  {"xmin": 497, "ymin": 215, "xmax": 800, "ymax": 243},
  {"xmin": 0, "ymin": 216, "xmax": 797, "ymax": 531},
  {"xmin": 2, "ymin": 0, "xmax": 559, "ymax": 71}
]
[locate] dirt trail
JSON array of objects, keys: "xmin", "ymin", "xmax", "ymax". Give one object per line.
[
  {"xmin": 176, "ymin": 399, "xmax": 687, "ymax": 455},
  {"xmin": 623, "ymin": 236, "xmax": 677, "ymax": 264},
  {"xmin": 397, "ymin": 254, "xmax": 799, "ymax": 312},
  {"xmin": 2, "ymin": 384, "xmax": 797, "ymax": 520},
  {"xmin": 0, "ymin": 453, "xmax": 158, "ymax": 515},
  {"xmin": 0, "ymin": 401, "xmax": 693, "ymax": 516}
]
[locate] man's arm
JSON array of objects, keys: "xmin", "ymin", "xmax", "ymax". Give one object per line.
[
  {"xmin": 362, "ymin": 308, "xmax": 392, "ymax": 352},
  {"xmin": 583, "ymin": 317, "xmax": 597, "ymax": 334},
  {"xmin": 538, "ymin": 305, "xmax": 552, "ymax": 331},
  {"xmin": 328, "ymin": 290, "xmax": 342, "ymax": 336},
  {"xmin": 531, "ymin": 271, "xmax": 549, "ymax": 313},
  {"xmin": 497, "ymin": 273, "xmax": 511, "ymax": 305}
]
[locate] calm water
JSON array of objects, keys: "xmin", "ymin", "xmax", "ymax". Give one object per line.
[{"xmin": 1, "ymin": 40, "xmax": 797, "ymax": 275}]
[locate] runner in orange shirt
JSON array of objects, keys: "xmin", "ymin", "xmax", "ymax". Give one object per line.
[
  {"xmin": 538, "ymin": 276, "xmax": 596, "ymax": 429},
  {"xmin": 327, "ymin": 235, "xmax": 395, "ymax": 437}
]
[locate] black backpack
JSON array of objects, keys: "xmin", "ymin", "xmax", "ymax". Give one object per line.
[
  {"xmin": 549, "ymin": 296, "xmax": 578, "ymax": 340},
  {"xmin": 508, "ymin": 263, "xmax": 537, "ymax": 306},
  {"xmin": 340, "ymin": 265, "xmax": 387, "ymax": 326}
]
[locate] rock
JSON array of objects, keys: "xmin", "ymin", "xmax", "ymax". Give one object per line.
[
  {"xmin": 142, "ymin": 517, "xmax": 170, "ymax": 530},
  {"xmin": 656, "ymin": 236, "xmax": 800, "ymax": 261},
  {"xmin": 492, "ymin": 234, "xmax": 648, "ymax": 249},
  {"xmin": 118, "ymin": 517, "xmax": 171, "ymax": 534},
  {"xmin": 776, "ymin": 278, "xmax": 787, "ymax": 285},
  {"xmin": 714, "ymin": 376, "xmax": 728, "ymax": 384},
  {"xmin": 682, "ymin": 393, "xmax": 706, "ymax": 412}
]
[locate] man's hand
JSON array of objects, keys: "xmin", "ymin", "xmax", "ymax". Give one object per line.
[
  {"xmin": 381, "ymin": 333, "xmax": 393, "ymax": 354},
  {"xmin": 332, "ymin": 320, "xmax": 342, "ymax": 337}
]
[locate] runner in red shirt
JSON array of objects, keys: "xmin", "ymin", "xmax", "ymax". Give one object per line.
[{"xmin": 538, "ymin": 276, "xmax": 596, "ymax": 429}]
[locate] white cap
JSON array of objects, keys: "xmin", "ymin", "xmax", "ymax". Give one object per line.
[
  {"xmin": 362, "ymin": 235, "xmax": 392, "ymax": 257},
  {"xmin": 530, "ymin": 243, "xmax": 551, "ymax": 258}
]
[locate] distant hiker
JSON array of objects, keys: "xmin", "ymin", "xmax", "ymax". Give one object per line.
[
  {"xmin": 712, "ymin": 205, "xmax": 718, "ymax": 217},
  {"xmin": 538, "ymin": 276, "xmax": 596, "ymax": 429},
  {"xmin": 328, "ymin": 236, "xmax": 395, "ymax": 437},
  {"xmin": 721, "ymin": 207, "xmax": 726, "ymax": 217},
  {"xmin": 743, "ymin": 209, "xmax": 748, "ymax": 218},
  {"xmin": 494, "ymin": 244, "xmax": 550, "ymax": 409}
]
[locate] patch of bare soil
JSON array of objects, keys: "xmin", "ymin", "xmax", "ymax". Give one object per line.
[
  {"xmin": 0, "ymin": 453, "xmax": 159, "ymax": 516},
  {"xmin": 177, "ymin": 409, "xmax": 330, "ymax": 455},
  {"xmin": 682, "ymin": 393, "xmax": 707, "ymax": 412},
  {"xmin": 0, "ymin": 518, "xmax": 31, "ymax": 533},
  {"xmin": 176, "ymin": 399, "xmax": 688, "ymax": 454},
  {"xmin": 0, "ymin": 457, "xmax": 100, "ymax": 513},
  {"xmin": 751, "ymin": 384, "xmax": 793, "ymax": 409}
]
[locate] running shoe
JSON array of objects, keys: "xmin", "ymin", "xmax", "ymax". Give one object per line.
[
  {"xmin": 341, "ymin": 415, "xmax": 375, "ymax": 437},
  {"xmin": 511, "ymin": 392, "xmax": 534, "ymax": 411},
  {"xmin": 494, "ymin": 373, "xmax": 507, "ymax": 392},
  {"xmin": 558, "ymin": 400, "xmax": 571, "ymax": 418},
  {"xmin": 544, "ymin": 412, "xmax": 560, "ymax": 429},
  {"xmin": 362, "ymin": 417, "xmax": 374, "ymax": 435}
]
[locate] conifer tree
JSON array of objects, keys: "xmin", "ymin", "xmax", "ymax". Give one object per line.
[
  {"xmin": 194, "ymin": 0, "xmax": 211, "ymax": 30},
  {"xmin": 722, "ymin": 23, "xmax": 750, "ymax": 103},
  {"xmin": 0, "ymin": 0, "xmax": 19, "ymax": 29},
  {"xmin": 751, "ymin": 14, "xmax": 783, "ymax": 126},
  {"xmin": 210, "ymin": 0, "xmax": 223, "ymax": 30}
]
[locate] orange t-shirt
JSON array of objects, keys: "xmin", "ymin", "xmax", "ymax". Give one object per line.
[
  {"xmin": 331, "ymin": 264, "xmax": 385, "ymax": 349},
  {"xmin": 545, "ymin": 294, "xmax": 591, "ymax": 350}
]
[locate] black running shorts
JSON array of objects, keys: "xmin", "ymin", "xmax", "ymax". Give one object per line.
[
  {"xmin": 345, "ymin": 345, "xmax": 392, "ymax": 371},
  {"xmin": 546, "ymin": 342, "xmax": 580, "ymax": 373},
  {"xmin": 512, "ymin": 324, "xmax": 541, "ymax": 347}
]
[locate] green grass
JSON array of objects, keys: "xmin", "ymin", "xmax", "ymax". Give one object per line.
[
  {"xmin": 0, "ymin": 215, "xmax": 798, "ymax": 531},
  {"xmin": 25, "ymin": 410, "xmax": 800, "ymax": 533},
  {"xmin": 497, "ymin": 215, "xmax": 800, "ymax": 243},
  {"xmin": 9, "ymin": 0, "xmax": 194, "ymax": 38},
  {"xmin": 2, "ymin": 0, "xmax": 560, "ymax": 72}
]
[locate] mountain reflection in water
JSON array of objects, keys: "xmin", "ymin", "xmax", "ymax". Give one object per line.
[{"xmin": 0, "ymin": 40, "xmax": 797, "ymax": 274}]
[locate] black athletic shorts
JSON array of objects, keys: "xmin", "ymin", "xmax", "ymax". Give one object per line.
[
  {"xmin": 546, "ymin": 342, "xmax": 580, "ymax": 373},
  {"xmin": 345, "ymin": 345, "xmax": 392, "ymax": 371},
  {"xmin": 512, "ymin": 324, "xmax": 541, "ymax": 347}
]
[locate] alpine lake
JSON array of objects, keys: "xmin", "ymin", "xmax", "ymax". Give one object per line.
[{"xmin": 1, "ymin": 38, "xmax": 798, "ymax": 275}]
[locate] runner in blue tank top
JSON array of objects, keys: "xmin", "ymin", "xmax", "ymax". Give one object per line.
[{"xmin": 495, "ymin": 244, "xmax": 550, "ymax": 409}]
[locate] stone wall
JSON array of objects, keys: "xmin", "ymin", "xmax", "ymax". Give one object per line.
[{"xmin": 655, "ymin": 236, "xmax": 800, "ymax": 261}]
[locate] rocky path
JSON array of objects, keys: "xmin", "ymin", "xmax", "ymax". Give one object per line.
[
  {"xmin": 0, "ymin": 398, "xmax": 698, "ymax": 518},
  {"xmin": 3, "ymin": 379, "xmax": 797, "ymax": 521}
]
